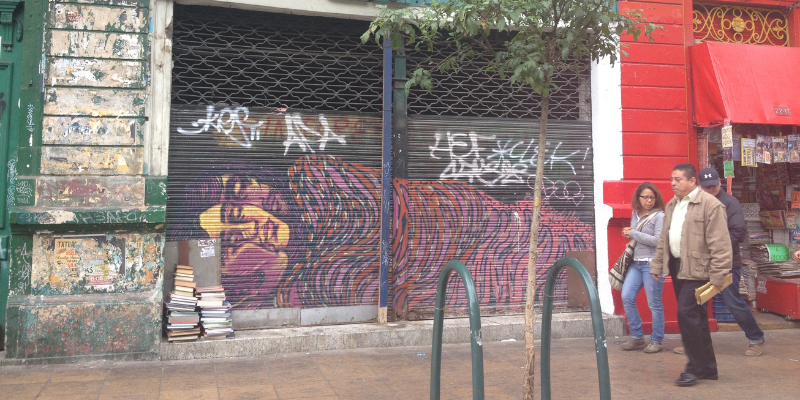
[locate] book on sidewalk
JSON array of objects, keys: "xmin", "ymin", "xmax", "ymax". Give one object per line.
[
  {"xmin": 175, "ymin": 280, "xmax": 197, "ymax": 289},
  {"xmin": 168, "ymin": 314, "xmax": 200, "ymax": 325},
  {"xmin": 197, "ymin": 299, "xmax": 224, "ymax": 307},
  {"xmin": 165, "ymin": 264, "xmax": 201, "ymax": 342},
  {"xmin": 195, "ymin": 285, "xmax": 224, "ymax": 293},
  {"xmin": 173, "ymin": 286, "xmax": 195, "ymax": 296},
  {"xmin": 196, "ymin": 287, "xmax": 234, "ymax": 341}
]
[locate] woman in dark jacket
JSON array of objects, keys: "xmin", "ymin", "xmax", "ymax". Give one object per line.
[{"xmin": 620, "ymin": 182, "xmax": 666, "ymax": 353}]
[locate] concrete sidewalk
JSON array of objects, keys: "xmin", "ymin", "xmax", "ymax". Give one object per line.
[
  {"xmin": 161, "ymin": 313, "xmax": 625, "ymax": 361},
  {"xmin": 2, "ymin": 329, "xmax": 799, "ymax": 399},
  {"xmin": 0, "ymin": 312, "xmax": 627, "ymax": 365}
]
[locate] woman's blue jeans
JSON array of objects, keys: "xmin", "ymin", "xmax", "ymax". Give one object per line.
[{"xmin": 621, "ymin": 260, "xmax": 665, "ymax": 344}]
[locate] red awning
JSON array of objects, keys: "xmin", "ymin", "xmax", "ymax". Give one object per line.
[{"xmin": 690, "ymin": 42, "xmax": 800, "ymax": 127}]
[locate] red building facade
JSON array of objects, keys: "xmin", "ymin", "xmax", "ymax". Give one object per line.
[{"xmin": 604, "ymin": 0, "xmax": 800, "ymax": 332}]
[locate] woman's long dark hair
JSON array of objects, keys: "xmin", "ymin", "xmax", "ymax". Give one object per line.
[{"xmin": 631, "ymin": 182, "xmax": 665, "ymax": 213}]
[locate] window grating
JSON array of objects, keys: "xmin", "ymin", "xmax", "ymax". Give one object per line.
[
  {"xmin": 406, "ymin": 42, "xmax": 591, "ymax": 119},
  {"xmin": 171, "ymin": 5, "xmax": 385, "ymax": 112},
  {"xmin": 171, "ymin": 5, "xmax": 590, "ymax": 120}
]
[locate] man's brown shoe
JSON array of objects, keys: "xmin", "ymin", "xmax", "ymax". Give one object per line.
[
  {"xmin": 621, "ymin": 337, "xmax": 645, "ymax": 351},
  {"xmin": 745, "ymin": 339, "xmax": 766, "ymax": 357},
  {"xmin": 673, "ymin": 346, "xmax": 685, "ymax": 355}
]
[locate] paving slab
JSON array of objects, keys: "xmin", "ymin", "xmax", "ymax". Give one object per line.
[{"xmin": 1, "ymin": 329, "xmax": 798, "ymax": 399}]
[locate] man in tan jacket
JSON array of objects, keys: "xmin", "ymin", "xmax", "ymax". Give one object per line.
[{"xmin": 649, "ymin": 164, "xmax": 732, "ymax": 387}]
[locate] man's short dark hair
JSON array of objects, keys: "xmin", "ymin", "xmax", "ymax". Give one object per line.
[{"xmin": 673, "ymin": 163, "xmax": 697, "ymax": 180}]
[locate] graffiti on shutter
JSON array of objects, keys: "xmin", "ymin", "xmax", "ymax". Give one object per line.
[
  {"xmin": 396, "ymin": 117, "xmax": 595, "ymax": 318},
  {"xmin": 168, "ymin": 107, "xmax": 384, "ymax": 309}
]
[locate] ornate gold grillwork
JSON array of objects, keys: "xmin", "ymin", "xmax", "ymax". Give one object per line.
[{"xmin": 693, "ymin": 4, "xmax": 789, "ymax": 46}]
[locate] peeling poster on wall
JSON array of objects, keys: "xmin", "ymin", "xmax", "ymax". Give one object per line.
[
  {"xmin": 55, "ymin": 239, "xmax": 81, "ymax": 278},
  {"xmin": 53, "ymin": 235, "xmax": 126, "ymax": 290}
]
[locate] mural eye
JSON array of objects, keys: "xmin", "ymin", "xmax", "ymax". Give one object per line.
[{"xmin": 225, "ymin": 205, "xmax": 246, "ymax": 223}]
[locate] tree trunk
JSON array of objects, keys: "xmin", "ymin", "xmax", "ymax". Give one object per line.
[{"xmin": 523, "ymin": 93, "xmax": 551, "ymax": 400}]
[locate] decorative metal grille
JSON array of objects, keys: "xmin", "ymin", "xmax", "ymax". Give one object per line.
[
  {"xmin": 171, "ymin": 5, "xmax": 590, "ymax": 119},
  {"xmin": 693, "ymin": 3, "xmax": 789, "ymax": 46},
  {"xmin": 406, "ymin": 42, "xmax": 591, "ymax": 120},
  {"xmin": 171, "ymin": 5, "xmax": 385, "ymax": 112}
]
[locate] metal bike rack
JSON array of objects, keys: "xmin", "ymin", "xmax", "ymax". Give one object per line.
[
  {"xmin": 430, "ymin": 260, "xmax": 484, "ymax": 400},
  {"xmin": 540, "ymin": 257, "xmax": 611, "ymax": 400}
]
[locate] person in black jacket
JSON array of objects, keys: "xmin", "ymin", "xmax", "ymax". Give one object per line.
[{"xmin": 675, "ymin": 168, "xmax": 765, "ymax": 357}]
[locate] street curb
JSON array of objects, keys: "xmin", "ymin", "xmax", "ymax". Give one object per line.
[{"xmin": 160, "ymin": 312, "xmax": 625, "ymax": 361}]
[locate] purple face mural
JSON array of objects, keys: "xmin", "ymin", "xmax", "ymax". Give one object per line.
[{"xmin": 173, "ymin": 154, "xmax": 594, "ymax": 316}]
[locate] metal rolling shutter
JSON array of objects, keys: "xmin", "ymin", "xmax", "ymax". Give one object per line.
[
  {"xmin": 167, "ymin": 6, "xmax": 385, "ymax": 310},
  {"xmin": 395, "ymin": 116, "xmax": 594, "ymax": 317},
  {"xmin": 167, "ymin": 108, "xmax": 383, "ymax": 309},
  {"xmin": 392, "ymin": 39, "xmax": 594, "ymax": 318}
]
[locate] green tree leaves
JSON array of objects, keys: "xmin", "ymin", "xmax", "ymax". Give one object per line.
[{"xmin": 362, "ymin": 0, "xmax": 660, "ymax": 97}]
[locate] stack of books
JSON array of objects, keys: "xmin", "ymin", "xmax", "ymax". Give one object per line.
[
  {"xmin": 746, "ymin": 222, "xmax": 771, "ymax": 245},
  {"xmin": 165, "ymin": 265, "xmax": 200, "ymax": 341},
  {"xmin": 196, "ymin": 286, "xmax": 234, "ymax": 340}
]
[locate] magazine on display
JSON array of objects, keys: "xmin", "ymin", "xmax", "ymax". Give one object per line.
[
  {"xmin": 756, "ymin": 135, "xmax": 772, "ymax": 164},
  {"xmin": 789, "ymin": 135, "xmax": 800, "ymax": 163},
  {"xmin": 732, "ymin": 133, "xmax": 742, "ymax": 162},
  {"xmin": 742, "ymin": 138, "xmax": 757, "ymax": 167},
  {"xmin": 773, "ymin": 137, "xmax": 787, "ymax": 163}
]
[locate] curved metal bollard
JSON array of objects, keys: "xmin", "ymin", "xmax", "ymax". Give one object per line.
[
  {"xmin": 540, "ymin": 257, "xmax": 611, "ymax": 400},
  {"xmin": 430, "ymin": 260, "xmax": 484, "ymax": 400}
]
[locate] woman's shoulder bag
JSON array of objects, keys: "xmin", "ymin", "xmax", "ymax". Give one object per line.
[{"xmin": 608, "ymin": 211, "xmax": 659, "ymax": 291}]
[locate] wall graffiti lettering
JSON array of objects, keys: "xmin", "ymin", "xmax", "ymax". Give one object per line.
[
  {"xmin": 13, "ymin": 209, "xmax": 157, "ymax": 225},
  {"xmin": 16, "ymin": 242, "xmax": 32, "ymax": 293},
  {"xmin": 6, "ymin": 159, "xmax": 17, "ymax": 212},
  {"xmin": 26, "ymin": 103, "xmax": 35, "ymax": 133},
  {"xmin": 176, "ymin": 105, "xmax": 264, "ymax": 148},
  {"xmin": 428, "ymin": 131, "xmax": 589, "ymax": 205},
  {"xmin": 283, "ymin": 114, "xmax": 346, "ymax": 155},
  {"xmin": 14, "ymin": 180, "xmax": 33, "ymax": 205},
  {"xmin": 72, "ymin": 210, "xmax": 155, "ymax": 224},
  {"xmin": 175, "ymin": 105, "xmax": 349, "ymax": 154}
]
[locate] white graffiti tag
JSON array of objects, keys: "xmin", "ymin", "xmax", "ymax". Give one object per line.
[
  {"xmin": 26, "ymin": 103, "xmax": 35, "ymax": 133},
  {"xmin": 429, "ymin": 131, "xmax": 588, "ymax": 205},
  {"xmin": 177, "ymin": 106, "xmax": 264, "ymax": 148},
  {"xmin": 177, "ymin": 106, "xmax": 348, "ymax": 154},
  {"xmin": 283, "ymin": 114, "xmax": 346, "ymax": 155},
  {"xmin": 429, "ymin": 132, "xmax": 500, "ymax": 185}
]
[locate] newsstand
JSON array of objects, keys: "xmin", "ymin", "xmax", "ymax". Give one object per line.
[{"xmin": 691, "ymin": 42, "xmax": 800, "ymax": 321}]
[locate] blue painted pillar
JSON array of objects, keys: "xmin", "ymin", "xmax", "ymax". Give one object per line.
[{"xmin": 379, "ymin": 39, "xmax": 392, "ymax": 323}]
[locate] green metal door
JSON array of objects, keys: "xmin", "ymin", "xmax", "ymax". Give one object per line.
[{"xmin": 0, "ymin": 0, "xmax": 24, "ymax": 348}]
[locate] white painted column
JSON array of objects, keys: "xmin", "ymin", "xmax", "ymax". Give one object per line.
[{"xmin": 591, "ymin": 54, "xmax": 623, "ymax": 314}]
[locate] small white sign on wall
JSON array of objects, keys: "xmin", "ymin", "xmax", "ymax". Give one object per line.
[
  {"xmin": 742, "ymin": 203, "xmax": 761, "ymax": 221},
  {"xmin": 200, "ymin": 246, "xmax": 216, "ymax": 258}
]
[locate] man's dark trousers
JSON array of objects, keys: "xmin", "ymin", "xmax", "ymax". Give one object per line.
[{"xmin": 669, "ymin": 257, "xmax": 718, "ymax": 377}]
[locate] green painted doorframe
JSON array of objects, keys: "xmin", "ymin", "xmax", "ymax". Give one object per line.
[{"xmin": 0, "ymin": 0, "xmax": 25, "ymax": 349}]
